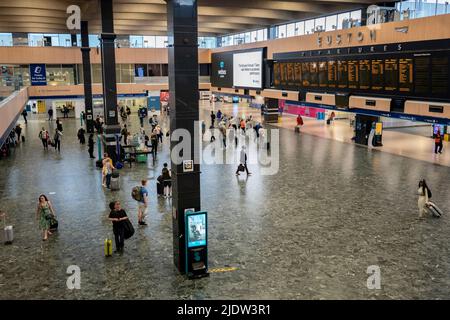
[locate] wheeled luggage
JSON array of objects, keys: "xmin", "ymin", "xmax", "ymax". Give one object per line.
[
  {"xmin": 426, "ymin": 202, "xmax": 443, "ymax": 218},
  {"xmin": 157, "ymin": 175, "xmax": 164, "ymax": 196},
  {"xmin": 326, "ymin": 119, "xmax": 331, "ymax": 125},
  {"xmin": 110, "ymin": 172, "xmax": 120, "ymax": 191},
  {"xmin": 21, "ymin": 136, "xmax": 25, "ymax": 143},
  {"xmin": 48, "ymin": 217, "xmax": 58, "ymax": 232},
  {"xmin": 104, "ymin": 238, "xmax": 113, "ymax": 257},
  {"xmin": 4, "ymin": 226, "xmax": 13, "ymax": 245},
  {"xmin": 295, "ymin": 125, "xmax": 300, "ymax": 133}
]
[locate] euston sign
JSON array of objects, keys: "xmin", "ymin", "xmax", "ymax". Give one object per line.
[{"xmin": 317, "ymin": 29, "xmax": 377, "ymax": 47}]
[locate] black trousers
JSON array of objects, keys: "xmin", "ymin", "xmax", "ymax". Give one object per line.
[
  {"xmin": 54, "ymin": 140, "xmax": 61, "ymax": 152},
  {"xmin": 41, "ymin": 139, "xmax": 48, "ymax": 149},
  {"xmin": 236, "ymin": 162, "xmax": 249, "ymax": 174},
  {"xmin": 435, "ymin": 142, "xmax": 443, "ymax": 153},
  {"xmin": 88, "ymin": 147, "xmax": 94, "ymax": 158},
  {"xmin": 113, "ymin": 225, "xmax": 125, "ymax": 250}
]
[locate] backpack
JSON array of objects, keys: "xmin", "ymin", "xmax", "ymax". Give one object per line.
[
  {"xmin": 131, "ymin": 186, "xmax": 143, "ymax": 202},
  {"xmin": 427, "ymin": 188, "xmax": 432, "ymax": 199}
]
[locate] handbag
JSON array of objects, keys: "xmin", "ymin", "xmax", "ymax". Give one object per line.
[
  {"xmin": 49, "ymin": 217, "xmax": 58, "ymax": 230},
  {"xmin": 123, "ymin": 219, "xmax": 135, "ymax": 239},
  {"xmin": 238, "ymin": 164, "xmax": 245, "ymax": 172}
]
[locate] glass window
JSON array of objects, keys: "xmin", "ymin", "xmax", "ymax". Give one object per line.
[
  {"xmin": 28, "ymin": 34, "xmax": 44, "ymax": 46},
  {"xmin": 337, "ymin": 12, "xmax": 351, "ymax": 29},
  {"xmin": 415, "ymin": 0, "xmax": 438, "ymax": 17},
  {"xmin": 58, "ymin": 34, "xmax": 72, "ymax": 47},
  {"xmin": 295, "ymin": 21, "xmax": 305, "ymax": 36},
  {"xmin": 91, "ymin": 64, "xmax": 102, "ymax": 83},
  {"xmin": 400, "ymin": 0, "xmax": 416, "ymax": 20},
  {"xmin": 286, "ymin": 23, "xmax": 296, "ymax": 37},
  {"xmin": 148, "ymin": 64, "xmax": 161, "ymax": 76},
  {"xmin": 89, "ymin": 34, "xmax": 100, "ymax": 47},
  {"xmin": 436, "ymin": 0, "xmax": 449, "ymax": 14},
  {"xmin": 305, "ymin": 19, "xmax": 315, "ymax": 34},
  {"xmin": 130, "ymin": 36, "xmax": 143, "ymax": 48},
  {"xmin": 155, "ymin": 36, "xmax": 168, "ymax": 48},
  {"xmin": 278, "ymin": 24, "xmax": 287, "ymax": 38},
  {"xmin": 61, "ymin": 64, "xmax": 76, "ymax": 84},
  {"xmin": 120, "ymin": 64, "xmax": 133, "ymax": 83},
  {"xmin": 263, "ymin": 28, "xmax": 268, "ymax": 41},
  {"xmin": 350, "ymin": 10, "xmax": 362, "ymax": 26},
  {"xmin": 315, "ymin": 17, "xmax": 325, "ymax": 32},
  {"xmin": 255, "ymin": 29, "xmax": 264, "ymax": 42},
  {"xmin": 161, "ymin": 64, "xmax": 168, "ymax": 76},
  {"xmin": 143, "ymin": 36, "xmax": 156, "ymax": 48},
  {"xmin": 325, "ymin": 15, "xmax": 337, "ymax": 31},
  {"xmin": 250, "ymin": 31, "xmax": 257, "ymax": 43},
  {"xmin": 0, "ymin": 33, "xmax": 12, "ymax": 46}
]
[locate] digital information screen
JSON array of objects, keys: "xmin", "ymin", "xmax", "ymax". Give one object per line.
[
  {"xmin": 399, "ymin": 58, "xmax": 413, "ymax": 93},
  {"xmin": 384, "ymin": 59, "xmax": 398, "ymax": 91},
  {"xmin": 327, "ymin": 61, "xmax": 337, "ymax": 87},
  {"xmin": 211, "ymin": 52, "xmax": 234, "ymax": 88},
  {"xmin": 310, "ymin": 62, "xmax": 318, "ymax": 87},
  {"xmin": 187, "ymin": 213, "xmax": 207, "ymax": 248},
  {"xmin": 301, "ymin": 62, "xmax": 310, "ymax": 87},
  {"xmin": 348, "ymin": 60, "xmax": 359, "ymax": 89},
  {"xmin": 318, "ymin": 62, "xmax": 327, "ymax": 87},
  {"xmin": 273, "ymin": 63, "xmax": 280, "ymax": 86},
  {"xmin": 337, "ymin": 60, "xmax": 348, "ymax": 89},
  {"xmin": 359, "ymin": 60, "xmax": 370, "ymax": 89},
  {"xmin": 280, "ymin": 62, "xmax": 287, "ymax": 86},
  {"xmin": 287, "ymin": 62, "xmax": 295, "ymax": 86},
  {"xmin": 415, "ymin": 56, "xmax": 430, "ymax": 94},
  {"xmin": 371, "ymin": 59, "xmax": 384, "ymax": 90},
  {"xmin": 294, "ymin": 62, "xmax": 302, "ymax": 86},
  {"xmin": 233, "ymin": 50, "xmax": 263, "ymax": 88},
  {"xmin": 431, "ymin": 56, "xmax": 449, "ymax": 95}
]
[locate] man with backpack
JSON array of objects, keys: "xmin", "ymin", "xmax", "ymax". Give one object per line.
[{"xmin": 132, "ymin": 180, "xmax": 148, "ymax": 226}]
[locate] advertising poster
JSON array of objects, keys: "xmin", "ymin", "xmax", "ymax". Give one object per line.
[
  {"xmin": 187, "ymin": 213, "xmax": 207, "ymax": 248},
  {"xmin": 233, "ymin": 50, "xmax": 263, "ymax": 88},
  {"xmin": 30, "ymin": 64, "xmax": 47, "ymax": 86}
]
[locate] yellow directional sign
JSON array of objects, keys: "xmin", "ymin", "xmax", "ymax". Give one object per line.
[{"xmin": 209, "ymin": 267, "xmax": 238, "ymax": 273}]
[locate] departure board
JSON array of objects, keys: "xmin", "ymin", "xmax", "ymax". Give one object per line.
[
  {"xmin": 318, "ymin": 62, "xmax": 327, "ymax": 87},
  {"xmin": 384, "ymin": 59, "xmax": 398, "ymax": 91},
  {"xmin": 287, "ymin": 62, "xmax": 295, "ymax": 86},
  {"xmin": 399, "ymin": 58, "xmax": 413, "ymax": 93},
  {"xmin": 280, "ymin": 62, "xmax": 287, "ymax": 86},
  {"xmin": 359, "ymin": 60, "xmax": 370, "ymax": 89},
  {"xmin": 371, "ymin": 59, "xmax": 384, "ymax": 90},
  {"xmin": 294, "ymin": 63, "xmax": 302, "ymax": 86},
  {"xmin": 327, "ymin": 61, "xmax": 337, "ymax": 87},
  {"xmin": 348, "ymin": 60, "xmax": 359, "ymax": 89},
  {"xmin": 431, "ymin": 56, "xmax": 448, "ymax": 95},
  {"xmin": 301, "ymin": 62, "xmax": 310, "ymax": 87},
  {"xmin": 273, "ymin": 63, "xmax": 280, "ymax": 86},
  {"xmin": 310, "ymin": 62, "xmax": 318, "ymax": 87},
  {"xmin": 414, "ymin": 57, "xmax": 430, "ymax": 94},
  {"xmin": 337, "ymin": 60, "xmax": 348, "ymax": 88}
]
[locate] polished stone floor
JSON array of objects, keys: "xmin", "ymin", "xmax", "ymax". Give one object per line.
[{"xmin": 0, "ymin": 102, "xmax": 449, "ymax": 300}]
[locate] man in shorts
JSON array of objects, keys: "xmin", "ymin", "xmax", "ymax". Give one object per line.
[{"xmin": 137, "ymin": 180, "xmax": 149, "ymax": 226}]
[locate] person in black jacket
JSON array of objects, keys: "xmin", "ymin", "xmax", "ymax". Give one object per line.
[
  {"xmin": 108, "ymin": 201, "xmax": 129, "ymax": 254},
  {"xmin": 88, "ymin": 134, "xmax": 95, "ymax": 158}
]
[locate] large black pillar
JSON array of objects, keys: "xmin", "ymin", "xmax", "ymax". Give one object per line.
[
  {"xmin": 80, "ymin": 21, "xmax": 94, "ymax": 133},
  {"xmin": 166, "ymin": 0, "xmax": 201, "ymax": 274},
  {"xmin": 100, "ymin": 0, "xmax": 120, "ymax": 163}
]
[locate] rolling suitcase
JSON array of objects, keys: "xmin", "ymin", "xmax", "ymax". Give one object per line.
[
  {"xmin": 104, "ymin": 238, "xmax": 113, "ymax": 257},
  {"xmin": 426, "ymin": 202, "xmax": 443, "ymax": 218},
  {"xmin": 110, "ymin": 172, "xmax": 120, "ymax": 191},
  {"xmin": 21, "ymin": 136, "xmax": 25, "ymax": 143},
  {"xmin": 295, "ymin": 125, "xmax": 300, "ymax": 133},
  {"xmin": 157, "ymin": 182, "xmax": 164, "ymax": 196}
]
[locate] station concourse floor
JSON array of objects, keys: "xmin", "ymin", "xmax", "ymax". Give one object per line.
[{"xmin": 0, "ymin": 101, "xmax": 450, "ymax": 300}]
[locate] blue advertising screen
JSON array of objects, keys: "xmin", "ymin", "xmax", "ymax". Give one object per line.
[
  {"xmin": 30, "ymin": 64, "xmax": 47, "ymax": 86},
  {"xmin": 187, "ymin": 213, "xmax": 207, "ymax": 248}
]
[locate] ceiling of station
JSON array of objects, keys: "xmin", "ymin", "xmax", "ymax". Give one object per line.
[{"xmin": 0, "ymin": 0, "xmax": 390, "ymax": 36}]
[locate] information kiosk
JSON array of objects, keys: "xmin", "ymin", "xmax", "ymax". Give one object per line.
[{"xmin": 184, "ymin": 210, "xmax": 209, "ymax": 279}]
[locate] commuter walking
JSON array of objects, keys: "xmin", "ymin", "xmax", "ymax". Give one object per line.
[
  {"xmin": 240, "ymin": 118, "xmax": 246, "ymax": 134},
  {"xmin": 138, "ymin": 106, "xmax": 147, "ymax": 128},
  {"xmin": 53, "ymin": 128, "xmax": 62, "ymax": 152},
  {"xmin": 210, "ymin": 125, "xmax": 216, "ymax": 142},
  {"xmin": 216, "ymin": 109, "xmax": 222, "ymax": 122},
  {"xmin": 296, "ymin": 114, "xmax": 303, "ymax": 132},
  {"xmin": 88, "ymin": 134, "xmax": 95, "ymax": 158},
  {"xmin": 236, "ymin": 146, "xmax": 251, "ymax": 176},
  {"xmin": 14, "ymin": 124, "xmax": 22, "ymax": 143},
  {"xmin": 202, "ymin": 121, "xmax": 206, "ymax": 140},
  {"xmin": 418, "ymin": 179, "xmax": 431, "ymax": 218},
  {"xmin": 22, "ymin": 109, "xmax": 28, "ymax": 124},
  {"xmin": 48, "ymin": 108, "xmax": 53, "ymax": 121},
  {"xmin": 102, "ymin": 153, "xmax": 115, "ymax": 189},
  {"xmin": 39, "ymin": 127, "xmax": 49, "ymax": 150},
  {"xmin": 121, "ymin": 125, "xmax": 129, "ymax": 145},
  {"xmin": 77, "ymin": 128, "xmax": 86, "ymax": 145},
  {"xmin": 35, "ymin": 194, "xmax": 56, "ymax": 241},
  {"xmin": 435, "ymin": 132, "xmax": 443, "ymax": 154},
  {"xmin": 56, "ymin": 119, "xmax": 63, "ymax": 132},
  {"xmin": 108, "ymin": 201, "xmax": 129, "ymax": 253},
  {"xmin": 136, "ymin": 180, "xmax": 149, "ymax": 226},
  {"xmin": 210, "ymin": 111, "xmax": 216, "ymax": 127},
  {"xmin": 162, "ymin": 163, "xmax": 172, "ymax": 198}
]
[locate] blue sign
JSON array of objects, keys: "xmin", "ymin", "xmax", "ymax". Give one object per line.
[
  {"xmin": 219, "ymin": 61, "xmax": 225, "ymax": 68},
  {"xmin": 30, "ymin": 64, "xmax": 47, "ymax": 86}
]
